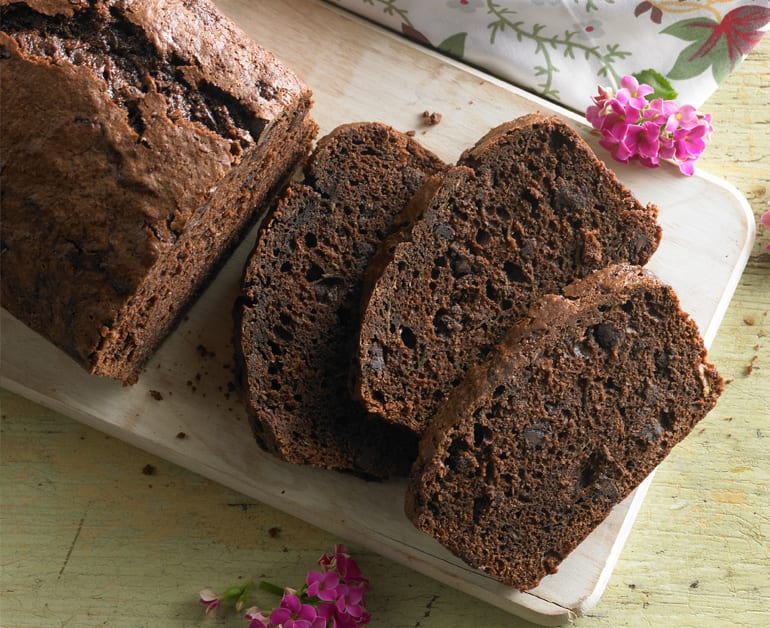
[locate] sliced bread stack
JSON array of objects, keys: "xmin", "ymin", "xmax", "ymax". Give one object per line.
[{"xmin": 236, "ymin": 113, "xmax": 721, "ymax": 589}]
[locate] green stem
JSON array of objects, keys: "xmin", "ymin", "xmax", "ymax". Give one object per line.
[
  {"xmin": 259, "ymin": 581, "xmax": 285, "ymax": 597},
  {"xmin": 373, "ymin": 0, "xmax": 412, "ymax": 28},
  {"xmin": 485, "ymin": 0, "xmax": 629, "ymax": 97}
]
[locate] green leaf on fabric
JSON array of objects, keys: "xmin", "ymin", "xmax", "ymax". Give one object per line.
[
  {"xmin": 632, "ymin": 69, "xmax": 678, "ymax": 100},
  {"xmin": 666, "ymin": 36, "xmax": 730, "ymax": 83},
  {"xmin": 661, "ymin": 17, "xmax": 718, "ymax": 42},
  {"xmin": 438, "ymin": 32, "xmax": 467, "ymax": 58}
]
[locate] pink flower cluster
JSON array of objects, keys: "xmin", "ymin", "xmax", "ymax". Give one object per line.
[
  {"xmin": 586, "ymin": 75, "xmax": 713, "ymax": 176},
  {"xmin": 201, "ymin": 545, "xmax": 370, "ymax": 628}
]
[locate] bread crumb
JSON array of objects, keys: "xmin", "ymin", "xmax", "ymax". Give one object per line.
[
  {"xmin": 149, "ymin": 389, "xmax": 163, "ymax": 401},
  {"xmin": 176, "ymin": 432, "xmax": 187, "ymax": 439},
  {"xmin": 196, "ymin": 344, "xmax": 216, "ymax": 359},
  {"xmin": 268, "ymin": 526, "xmax": 281, "ymax": 538},
  {"xmin": 142, "ymin": 464, "xmax": 156, "ymax": 476},
  {"xmin": 422, "ymin": 110, "xmax": 442, "ymax": 126},
  {"xmin": 746, "ymin": 355, "xmax": 758, "ymax": 375},
  {"xmin": 743, "ymin": 316, "xmax": 755, "ymax": 325},
  {"xmin": 406, "ymin": 129, "xmax": 416, "ymax": 137}
]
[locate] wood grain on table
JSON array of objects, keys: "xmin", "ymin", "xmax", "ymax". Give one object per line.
[{"xmin": 1, "ymin": 22, "xmax": 768, "ymax": 628}]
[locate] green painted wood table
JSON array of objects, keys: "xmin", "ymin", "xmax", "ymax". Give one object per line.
[{"xmin": 1, "ymin": 13, "xmax": 768, "ymax": 628}]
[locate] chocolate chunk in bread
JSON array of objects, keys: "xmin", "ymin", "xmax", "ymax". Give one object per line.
[
  {"xmin": 405, "ymin": 264, "xmax": 723, "ymax": 590},
  {"xmin": 235, "ymin": 122, "xmax": 446, "ymax": 477},
  {"xmin": 354, "ymin": 114, "xmax": 662, "ymax": 433},
  {"xmin": 0, "ymin": 0, "xmax": 317, "ymax": 383}
]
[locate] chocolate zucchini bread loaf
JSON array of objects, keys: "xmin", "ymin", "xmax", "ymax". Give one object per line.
[
  {"xmin": 405, "ymin": 264, "xmax": 723, "ymax": 590},
  {"xmin": 0, "ymin": 0, "xmax": 317, "ymax": 383},
  {"xmin": 235, "ymin": 123, "xmax": 446, "ymax": 477},
  {"xmin": 354, "ymin": 114, "xmax": 661, "ymax": 434}
]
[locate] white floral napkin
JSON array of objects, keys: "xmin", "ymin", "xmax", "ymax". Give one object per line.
[{"xmin": 328, "ymin": 0, "xmax": 770, "ymax": 111}]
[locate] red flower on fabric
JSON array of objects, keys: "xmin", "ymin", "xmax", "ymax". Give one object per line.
[
  {"xmin": 685, "ymin": 6, "xmax": 770, "ymax": 70},
  {"xmin": 663, "ymin": 7, "xmax": 770, "ymax": 83}
]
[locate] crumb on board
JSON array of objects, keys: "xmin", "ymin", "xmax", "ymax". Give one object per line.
[
  {"xmin": 406, "ymin": 129, "xmax": 416, "ymax": 137},
  {"xmin": 268, "ymin": 526, "xmax": 281, "ymax": 538},
  {"xmin": 422, "ymin": 110, "xmax": 442, "ymax": 126},
  {"xmin": 142, "ymin": 464, "xmax": 156, "ymax": 476},
  {"xmin": 176, "ymin": 432, "xmax": 187, "ymax": 439},
  {"xmin": 746, "ymin": 355, "xmax": 758, "ymax": 375},
  {"xmin": 149, "ymin": 390, "xmax": 163, "ymax": 401},
  {"xmin": 196, "ymin": 344, "xmax": 216, "ymax": 359},
  {"xmin": 743, "ymin": 316, "xmax": 755, "ymax": 325}
]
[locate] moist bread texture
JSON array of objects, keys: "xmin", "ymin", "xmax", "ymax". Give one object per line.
[
  {"xmin": 354, "ymin": 114, "xmax": 662, "ymax": 434},
  {"xmin": 405, "ymin": 264, "xmax": 723, "ymax": 590},
  {"xmin": 0, "ymin": 0, "xmax": 317, "ymax": 383},
  {"xmin": 235, "ymin": 122, "xmax": 446, "ymax": 477}
]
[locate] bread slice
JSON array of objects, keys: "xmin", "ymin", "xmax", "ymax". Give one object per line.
[
  {"xmin": 0, "ymin": 0, "xmax": 317, "ymax": 383},
  {"xmin": 405, "ymin": 264, "xmax": 723, "ymax": 590},
  {"xmin": 235, "ymin": 122, "xmax": 446, "ymax": 477},
  {"xmin": 354, "ymin": 114, "xmax": 662, "ymax": 434}
]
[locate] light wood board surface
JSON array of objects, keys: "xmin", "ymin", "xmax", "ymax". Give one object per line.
[{"xmin": 1, "ymin": 2, "xmax": 768, "ymax": 627}]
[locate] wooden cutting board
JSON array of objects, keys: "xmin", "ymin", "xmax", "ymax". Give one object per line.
[{"xmin": 0, "ymin": 0, "xmax": 755, "ymax": 624}]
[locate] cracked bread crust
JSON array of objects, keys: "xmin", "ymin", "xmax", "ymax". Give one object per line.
[
  {"xmin": 354, "ymin": 114, "xmax": 662, "ymax": 434},
  {"xmin": 235, "ymin": 122, "xmax": 446, "ymax": 478},
  {"xmin": 405, "ymin": 264, "xmax": 722, "ymax": 590},
  {"xmin": 0, "ymin": 0, "xmax": 317, "ymax": 382}
]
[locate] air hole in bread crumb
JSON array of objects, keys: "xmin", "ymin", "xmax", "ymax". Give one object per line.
[
  {"xmin": 306, "ymin": 263, "xmax": 324, "ymax": 281},
  {"xmin": 304, "ymin": 233, "xmax": 317, "ymax": 248},
  {"xmin": 474, "ymin": 423, "xmax": 493, "ymax": 446},
  {"xmin": 273, "ymin": 325, "xmax": 293, "ymax": 342},
  {"xmin": 476, "ymin": 228, "xmax": 490, "ymax": 245},
  {"xmin": 503, "ymin": 261, "xmax": 527, "ymax": 283},
  {"xmin": 400, "ymin": 326, "xmax": 417, "ymax": 349}
]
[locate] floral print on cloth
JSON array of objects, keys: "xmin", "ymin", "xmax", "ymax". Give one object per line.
[{"xmin": 327, "ymin": 0, "xmax": 770, "ymax": 111}]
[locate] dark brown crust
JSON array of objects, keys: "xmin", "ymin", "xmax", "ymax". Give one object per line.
[
  {"xmin": 405, "ymin": 264, "xmax": 722, "ymax": 590},
  {"xmin": 235, "ymin": 122, "xmax": 446, "ymax": 478},
  {"xmin": 354, "ymin": 114, "xmax": 662, "ymax": 433},
  {"xmin": 0, "ymin": 0, "xmax": 317, "ymax": 383}
]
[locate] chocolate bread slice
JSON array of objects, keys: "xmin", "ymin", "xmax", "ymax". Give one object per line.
[
  {"xmin": 235, "ymin": 122, "xmax": 446, "ymax": 477},
  {"xmin": 0, "ymin": 0, "xmax": 317, "ymax": 383},
  {"xmin": 405, "ymin": 264, "xmax": 723, "ymax": 590},
  {"xmin": 354, "ymin": 114, "xmax": 661, "ymax": 433}
]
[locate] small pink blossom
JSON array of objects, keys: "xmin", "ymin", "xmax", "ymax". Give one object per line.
[
  {"xmin": 270, "ymin": 593, "xmax": 320, "ymax": 628},
  {"xmin": 306, "ymin": 569, "xmax": 340, "ymax": 601},
  {"xmin": 244, "ymin": 606, "xmax": 270, "ymax": 628},
  {"xmin": 198, "ymin": 588, "xmax": 219, "ymax": 616},
  {"xmin": 617, "ymin": 75, "xmax": 654, "ymax": 111},
  {"xmin": 335, "ymin": 584, "xmax": 366, "ymax": 619}
]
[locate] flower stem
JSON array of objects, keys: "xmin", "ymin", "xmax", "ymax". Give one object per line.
[{"xmin": 259, "ymin": 581, "xmax": 286, "ymax": 597}]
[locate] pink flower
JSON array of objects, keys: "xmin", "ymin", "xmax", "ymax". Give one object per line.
[
  {"xmin": 270, "ymin": 593, "xmax": 320, "ymax": 628},
  {"xmin": 586, "ymin": 75, "xmax": 712, "ymax": 176},
  {"xmin": 617, "ymin": 74, "xmax": 654, "ymax": 111},
  {"xmin": 244, "ymin": 606, "xmax": 270, "ymax": 628},
  {"xmin": 198, "ymin": 588, "xmax": 219, "ymax": 617},
  {"xmin": 306, "ymin": 569, "xmax": 340, "ymax": 601},
  {"xmin": 335, "ymin": 584, "xmax": 366, "ymax": 619},
  {"xmin": 626, "ymin": 121, "xmax": 664, "ymax": 166}
]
